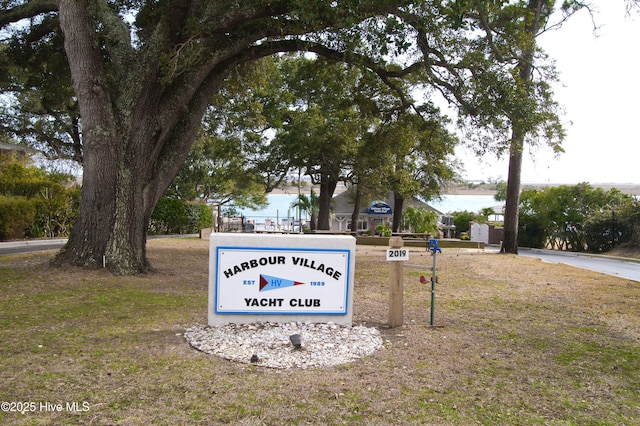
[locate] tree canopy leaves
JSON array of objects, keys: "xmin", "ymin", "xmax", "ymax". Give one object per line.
[
  {"xmin": 519, "ymin": 183, "xmax": 640, "ymax": 252},
  {"xmin": 0, "ymin": 0, "xmax": 574, "ymax": 273}
]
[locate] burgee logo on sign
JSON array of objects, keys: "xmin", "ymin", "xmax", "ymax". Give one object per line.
[
  {"xmin": 259, "ymin": 274, "xmax": 304, "ymax": 291},
  {"xmin": 215, "ymin": 247, "xmax": 350, "ymax": 314}
]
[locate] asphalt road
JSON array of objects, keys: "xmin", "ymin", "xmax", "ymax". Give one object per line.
[
  {"xmin": 0, "ymin": 239, "xmax": 67, "ymax": 255},
  {"xmin": 519, "ymin": 248, "xmax": 640, "ymax": 282},
  {"xmin": 0, "ymin": 234, "xmax": 199, "ymax": 256}
]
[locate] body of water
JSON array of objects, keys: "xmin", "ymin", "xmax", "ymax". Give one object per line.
[{"xmin": 237, "ymin": 193, "xmax": 501, "ymax": 224}]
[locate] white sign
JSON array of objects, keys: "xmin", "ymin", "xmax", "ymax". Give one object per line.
[
  {"xmin": 386, "ymin": 248, "xmax": 409, "ymax": 261},
  {"xmin": 215, "ymin": 247, "xmax": 350, "ymax": 314},
  {"xmin": 209, "ymin": 233, "xmax": 356, "ymax": 326}
]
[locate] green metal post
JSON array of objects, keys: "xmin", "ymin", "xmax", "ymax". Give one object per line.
[
  {"xmin": 428, "ymin": 239, "xmax": 441, "ymax": 326},
  {"xmin": 430, "ymin": 249, "xmax": 436, "ymax": 326}
]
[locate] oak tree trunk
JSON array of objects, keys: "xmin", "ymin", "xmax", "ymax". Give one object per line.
[
  {"xmin": 317, "ymin": 178, "xmax": 337, "ymax": 230},
  {"xmin": 392, "ymin": 192, "xmax": 404, "ymax": 232},
  {"xmin": 52, "ymin": 0, "xmax": 220, "ymax": 273},
  {"xmin": 501, "ymin": 132, "xmax": 523, "ymax": 254},
  {"xmin": 53, "ymin": 0, "xmax": 119, "ymax": 268},
  {"xmin": 350, "ymin": 186, "xmax": 363, "ymax": 235}
]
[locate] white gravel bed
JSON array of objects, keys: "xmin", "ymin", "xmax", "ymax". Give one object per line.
[{"xmin": 184, "ymin": 322, "xmax": 383, "ymax": 369}]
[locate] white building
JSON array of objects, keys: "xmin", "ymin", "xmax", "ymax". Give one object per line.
[{"xmin": 330, "ymin": 191, "xmax": 454, "ymax": 237}]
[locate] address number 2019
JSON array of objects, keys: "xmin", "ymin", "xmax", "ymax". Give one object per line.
[{"xmin": 386, "ymin": 248, "xmax": 409, "ymax": 261}]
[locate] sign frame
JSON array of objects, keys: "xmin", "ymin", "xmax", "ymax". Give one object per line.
[
  {"xmin": 208, "ymin": 233, "xmax": 356, "ymax": 326},
  {"xmin": 214, "ymin": 245, "xmax": 351, "ymax": 315}
]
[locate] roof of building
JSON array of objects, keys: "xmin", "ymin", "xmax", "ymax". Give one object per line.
[{"xmin": 0, "ymin": 141, "xmax": 38, "ymax": 153}]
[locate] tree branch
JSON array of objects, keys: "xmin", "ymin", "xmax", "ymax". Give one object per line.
[
  {"xmin": 0, "ymin": 0, "xmax": 57, "ymax": 28},
  {"xmin": 224, "ymin": 39, "xmax": 424, "ymax": 109}
]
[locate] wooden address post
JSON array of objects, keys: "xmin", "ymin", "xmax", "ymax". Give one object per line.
[{"xmin": 388, "ymin": 236, "xmax": 405, "ymax": 328}]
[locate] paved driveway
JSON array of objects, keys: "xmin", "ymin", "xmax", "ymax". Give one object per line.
[
  {"xmin": 0, "ymin": 239, "xmax": 67, "ymax": 255},
  {"xmin": 0, "ymin": 235, "xmax": 201, "ymax": 256},
  {"xmin": 519, "ymin": 248, "xmax": 640, "ymax": 282}
]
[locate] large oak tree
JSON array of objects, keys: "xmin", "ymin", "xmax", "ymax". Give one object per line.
[
  {"xmin": 3, "ymin": 0, "xmax": 421, "ymax": 273},
  {"xmin": 1, "ymin": 1, "xmax": 569, "ymax": 273}
]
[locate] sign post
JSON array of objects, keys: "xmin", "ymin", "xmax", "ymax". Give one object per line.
[
  {"xmin": 387, "ymin": 236, "xmax": 406, "ymax": 328},
  {"xmin": 428, "ymin": 239, "xmax": 442, "ymax": 326}
]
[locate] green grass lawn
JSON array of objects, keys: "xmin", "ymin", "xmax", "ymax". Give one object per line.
[{"xmin": 1, "ymin": 239, "xmax": 639, "ymax": 425}]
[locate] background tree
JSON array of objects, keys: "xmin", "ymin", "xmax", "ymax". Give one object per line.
[
  {"xmin": 495, "ymin": 181, "xmax": 507, "ymax": 202},
  {"xmin": 480, "ymin": 207, "xmax": 497, "ymax": 221},
  {"xmin": 517, "ymin": 183, "xmax": 637, "ymax": 252},
  {"xmin": 346, "ymin": 132, "xmax": 393, "ymax": 235},
  {"xmin": 499, "ymin": 0, "xmax": 566, "ymax": 254},
  {"xmin": 291, "ymin": 190, "xmax": 320, "ymax": 232},
  {"xmin": 167, "ymin": 131, "xmax": 267, "ymax": 210},
  {"xmin": 394, "ymin": 2, "xmax": 575, "ymax": 239},
  {"xmin": 408, "ymin": 1, "xmax": 575, "ymax": 254},
  {"xmin": 272, "ymin": 56, "xmax": 376, "ymax": 230},
  {"xmin": 380, "ymin": 110, "xmax": 460, "ymax": 232},
  {"xmin": 403, "ymin": 206, "xmax": 439, "ymax": 236},
  {"xmin": 201, "ymin": 58, "xmax": 293, "ymax": 193}
]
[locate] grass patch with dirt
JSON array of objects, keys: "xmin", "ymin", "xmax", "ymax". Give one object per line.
[{"xmin": 1, "ymin": 239, "xmax": 638, "ymax": 425}]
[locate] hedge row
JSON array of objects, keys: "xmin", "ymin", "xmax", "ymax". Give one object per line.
[
  {"xmin": 0, "ymin": 188, "xmax": 80, "ymax": 240},
  {"xmin": 0, "ymin": 196, "xmax": 38, "ymax": 240},
  {"xmin": 0, "ymin": 194, "xmax": 214, "ymax": 240}
]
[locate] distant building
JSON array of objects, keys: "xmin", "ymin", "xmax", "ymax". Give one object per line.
[{"xmin": 330, "ymin": 191, "xmax": 455, "ymax": 237}]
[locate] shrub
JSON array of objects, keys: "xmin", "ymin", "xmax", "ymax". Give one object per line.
[
  {"xmin": 0, "ymin": 156, "xmax": 79, "ymax": 240},
  {"xmin": 404, "ymin": 206, "xmax": 439, "ymax": 235},
  {"xmin": 149, "ymin": 198, "xmax": 213, "ymax": 234},
  {"xmin": 376, "ymin": 223, "xmax": 392, "ymax": 237},
  {"xmin": 518, "ymin": 184, "xmax": 639, "ymax": 252},
  {"xmin": 184, "ymin": 203, "xmax": 214, "ymax": 234},
  {"xmin": 150, "ymin": 197, "xmax": 187, "ymax": 234},
  {"xmin": 28, "ymin": 186, "xmax": 80, "ymax": 238},
  {"xmin": 0, "ymin": 196, "xmax": 38, "ymax": 240},
  {"xmin": 518, "ymin": 214, "xmax": 547, "ymax": 249},
  {"xmin": 198, "ymin": 204, "xmax": 215, "ymax": 230}
]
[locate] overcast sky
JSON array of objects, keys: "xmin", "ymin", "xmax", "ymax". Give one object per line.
[{"xmin": 457, "ymin": 2, "xmax": 640, "ymax": 185}]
